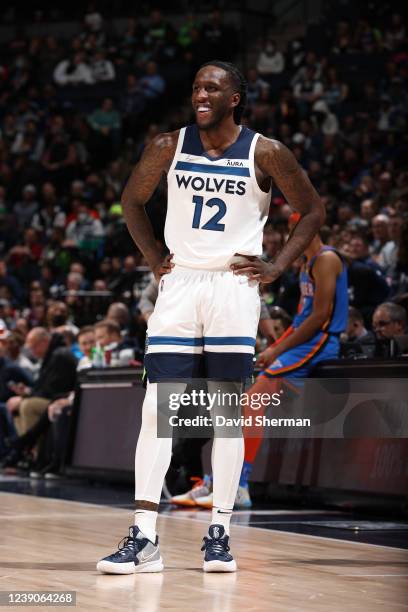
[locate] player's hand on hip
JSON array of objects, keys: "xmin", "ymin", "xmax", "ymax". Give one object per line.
[
  {"xmin": 153, "ymin": 253, "xmax": 175, "ymax": 281},
  {"xmin": 230, "ymin": 255, "xmax": 282, "ymax": 283}
]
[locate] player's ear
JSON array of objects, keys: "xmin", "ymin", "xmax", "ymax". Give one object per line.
[{"xmin": 231, "ymin": 92, "xmax": 240, "ymax": 108}]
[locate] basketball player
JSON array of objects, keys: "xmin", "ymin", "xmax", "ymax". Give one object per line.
[
  {"xmin": 97, "ymin": 61, "xmax": 325, "ymax": 574},
  {"xmin": 239, "ymin": 212, "xmax": 349, "ymax": 502}
]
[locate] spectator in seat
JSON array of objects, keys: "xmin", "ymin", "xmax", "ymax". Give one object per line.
[
  {"xmin": 77, "ymin": 325, "xmax": 95, "ymax": 370},
  {"xmin": 370, "ymin": 214, "xmax": 395, "ymax": 271},
  {"xmin": 88, "ymin": 98, "xmax": 121, "ymax": 165},
  {"xmin": 5, "ymin": 327, "xmax": 77, "ymax": 439},
  {"xmin": 53, "ymin": 52, "xmax": 94, "ymax": 86},
  {"xmin": 94, "ymin": 319, "xmax": 139, "ymax": 365},
  {"xmin": 91, "ymin": 50, "xmax": 115, "ymax": 83},
  {"xmin": 65, "ymin": 201, "xmax": 104, "ymax": 250},
  {"xmin": 345, "ymin": 306, "xmax": 375, "ymax": 343},
  {"xmin": 139, "ymin": 61, "xmax": 165, "ymax": 101},
  {"xmin": 349, "ymin": 233, "xmax": 386, "ymax": 273},
  {"xmin": 256, "ymin": 39, "xmax": 285, "ymax": 90},
  {"xmin": 13, "ymin": 184, "xmax": 39, "ymax": 230},
  {"xmin": 294, "ymin": 65, "xmax": 324, "ymax": 118},
  {"xmin": 3, "ymin": 330, "xmax": 39, "ymax": 378},
  {"xmin": 31, "ymin": 183, "xmax": 66, "ymax": 238},
  {"xmin": 372, "ymin": 302, "xmax": 407, "ymax": 340}
]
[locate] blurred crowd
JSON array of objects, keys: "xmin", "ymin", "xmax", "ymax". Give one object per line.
[{"xmin": 0, "ymin": 2, "xmax": 407, "ymax": 475}]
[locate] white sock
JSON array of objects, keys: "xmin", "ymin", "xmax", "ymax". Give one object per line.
[
  {"xmin": 134, "ymin": 509, "xmax": 158, "ymax": 543},
  {"xmin": 211, "ymin": 507, "xmax": 232, "ymax": 535}
]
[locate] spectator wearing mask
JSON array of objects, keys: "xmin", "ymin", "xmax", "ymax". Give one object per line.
[{"xmin": 65, "ymin": 202, "xmax": 104, "ymax": 250}]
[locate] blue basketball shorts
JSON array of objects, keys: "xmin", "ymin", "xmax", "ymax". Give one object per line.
[{"xmin": 259, "ymin": 331, "xmax": 340, "ymax": 380}]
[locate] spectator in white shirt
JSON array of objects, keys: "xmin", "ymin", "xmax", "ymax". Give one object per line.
[
  {"xmin": 256, "ymin": 40, "xmax": 285, "ymax": 79},
  {"xmin": 54, "ymin": 53, "xmax": 94, "ymax": 86}
]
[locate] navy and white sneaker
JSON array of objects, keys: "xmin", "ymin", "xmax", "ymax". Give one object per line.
[
  {"xmin": 201, "ymin": 524, "xmax": 237, "ymax": 572},
  {"xmin": 97, "ymin": 526, "xmax": 164, "ymax": 574}
]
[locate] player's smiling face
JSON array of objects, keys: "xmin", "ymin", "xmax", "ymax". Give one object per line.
[{"xmin": 192, "ymin": 66, "xmax": 238, "ymax": 130}]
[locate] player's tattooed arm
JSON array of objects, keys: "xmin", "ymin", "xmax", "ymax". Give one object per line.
[
  {"xmin": 121, "ymin": 131, "xmax": 178, "ymax": 280},
  {"xmin": 256, "ymin": 137, "xmax": 325, "ymax": 274}
]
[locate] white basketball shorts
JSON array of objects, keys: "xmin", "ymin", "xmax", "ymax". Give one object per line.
[{"xmin": 144, "ymin": 265, "xmax": 261, "ymax": 381}]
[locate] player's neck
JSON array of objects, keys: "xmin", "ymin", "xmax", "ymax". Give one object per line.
[
  {"xmin": 198, "ymin": 120, "xmax": 241, "ymax": 157},
  {"xmin": 305, "ymin": 237, "xmax": 324, "ymax": 261}
]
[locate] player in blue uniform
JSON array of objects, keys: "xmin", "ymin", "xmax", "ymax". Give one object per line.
[
  {"xmin": 238, "ymin": 212, "xmax": 349, "ymax": 504},
  {"xmin": 97, "ymin": 62, "xmax": 325, "ymax": 574}
]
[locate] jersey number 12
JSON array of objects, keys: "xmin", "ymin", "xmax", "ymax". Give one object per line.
[{"xmin": 192, "ymin": 196, "xmax": 226, "ymax": 232}]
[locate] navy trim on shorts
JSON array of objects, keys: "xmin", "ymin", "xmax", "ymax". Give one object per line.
[
  {"xmin": 145, "ymin": 353, "xmax": 204, "ymax": 381},
  {"xmin": 204, "ymin": 351, "xmax": 254, "ymax": 381}
]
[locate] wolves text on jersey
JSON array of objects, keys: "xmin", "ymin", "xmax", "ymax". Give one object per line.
[{"xmin": 175, "ymin": 174, "xmax": 246, "ymax": 195}]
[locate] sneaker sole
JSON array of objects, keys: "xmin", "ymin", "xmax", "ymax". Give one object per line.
[
  {"xmin": 203, "ymin": 559, "xmax": 237, "ymax": 572},
  {"xmin": 96, "ymin": 558, "xmax": 164, "ymax": 574}
]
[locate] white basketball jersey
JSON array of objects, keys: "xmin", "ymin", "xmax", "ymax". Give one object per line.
[{"xmin": 165, "ymin": 125, "xmax": 271, "ymax": 270}]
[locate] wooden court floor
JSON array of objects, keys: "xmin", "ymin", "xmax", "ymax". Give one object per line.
[{"xmin": 0, "ymin": 492, "xmax": 407, "ymax": 611}]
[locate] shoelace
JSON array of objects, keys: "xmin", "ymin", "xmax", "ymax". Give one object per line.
[
  {"xmin": 117, "ymin": 535, "xmax": 143, "ymax": 556},
  {"xmin": 201, "ymin": 536, "xmax": 230, "ymax": 556}
]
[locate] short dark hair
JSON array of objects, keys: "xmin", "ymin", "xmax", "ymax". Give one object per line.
[
  {"xmin": 95, "ymin": 319, "xmax": 121, "ymax": 337},
  {"xmin": 348, "ymin": 306, "xmax": 364, "ymax": 324},
  {"xmin": 199, "ymin": 60, "xmax": 247, "ymax": 124},
  {"xmin": 78, "ymin": 325, "xmax": 95, "ymax": 338}
]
